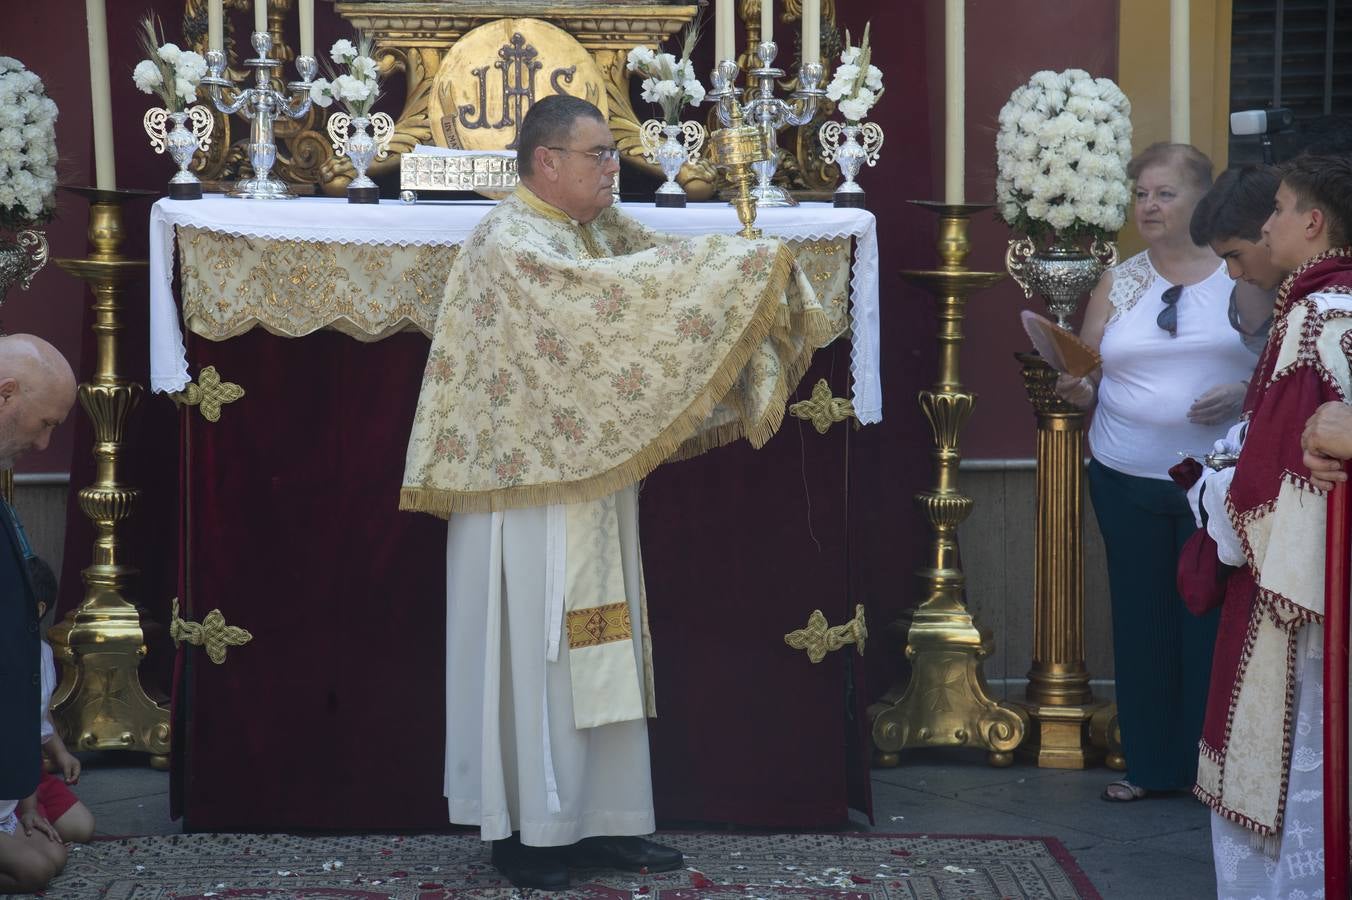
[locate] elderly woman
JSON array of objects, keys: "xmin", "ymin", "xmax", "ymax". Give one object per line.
[{"xmin": 1057, "ymin": 143, "xmax": 1260, "ymax": 802}]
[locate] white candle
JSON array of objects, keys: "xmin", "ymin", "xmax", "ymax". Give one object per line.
[
  {"xmin": 802, "ymin": 0, "xmax": 820, "ymax": 65},
  {"xmin": 1170, "ymin": 0, "xmax": 1190, "ymax": 142},
  {"xmin": 299, "ymin": 0, "xmax": 314, "ymax": 59},
  {"xmin": 208, "ymin": 0, "xmax": 223, "ymax": 54},
  {"xmin": 716, "ymin": 0, "xmax": 733, "ymax": 61},
  {"xmin": 944, "ymin": 0, "xmax": 964, "ymax": 204},
  {"xmin": 761, "ymin": 0, "xmax": 773, "ymax": 44},
  {"xmin": 84, "ymin": 0, "xmax": 115, "ymax": 190},
  {"xmin": 254, "ymin": 0, "xmax": 267, "ymax": 36}
]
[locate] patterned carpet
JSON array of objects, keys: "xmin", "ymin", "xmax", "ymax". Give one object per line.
[{"xmin": 45, "ymin": 831, "xmax": 1101, "ymax": 899}]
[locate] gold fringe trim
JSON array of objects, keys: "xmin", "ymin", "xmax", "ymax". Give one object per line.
[{"xmin": 400, "ymin": 244, "xmax": 806, "ymax": 516}]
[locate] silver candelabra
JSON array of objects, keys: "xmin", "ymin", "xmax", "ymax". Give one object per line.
[
  {"xmin": 201, "ymin": 32, "xmax": 317, "ymax": 200},
  {"xmin": 707, "ymin": 42, "xmax": 824, "ymax": 207}
]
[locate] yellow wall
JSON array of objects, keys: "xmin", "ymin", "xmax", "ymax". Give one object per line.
[{"xmin": 1117, "ymin": 0, "xmax": 1234, "ymax": 254}]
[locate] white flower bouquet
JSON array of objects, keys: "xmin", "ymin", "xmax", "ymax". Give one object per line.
[
  {"xmin": 626, "ymin": 7, "xmax": 705, "ymax": 125},
  {"xmin": 132, "ymin": 14, "xmax": 209, "ymax": 113},
  {"xmin": 825, "ymin": 24, "xmax": 884, "ymax": 124},
  {"xmin": 995, "ymin": 69, "xmax": 1133, "ymax": 243},
  {"xmin": 0, "ymin": 57, "xmax": 58, "ymax": 230},
  {"xmin": 309, "ymin": 36, "xmax": 381, "ymax": 118}
]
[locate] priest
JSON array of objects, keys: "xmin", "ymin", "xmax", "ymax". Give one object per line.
[{"xmin": 400, "ymin": 95, "xmax": 831, "ymax": 891}]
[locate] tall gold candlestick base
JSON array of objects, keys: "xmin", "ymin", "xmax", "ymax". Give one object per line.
[
  {"xmin": 1014, "ymin": 352, "xmax": 1119, "ymax": 768},
  {"xmin": 50, "ymin": 187, "xmax": 170, "ymax": 768},
  {"xmin": 869, "ymin": 202, "xmax": 1028, "ymax": 768}
]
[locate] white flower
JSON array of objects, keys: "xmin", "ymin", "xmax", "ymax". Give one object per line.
[
  {"xmin": 157, "ymin": 43, "xmax": 182, "ymax": 65},
  {"xmin": 834, "ymin": 63, "xmax": 861, "ymax": 85},
  {"xmin": 176, "ymin": 51, "xmax": 208, "ymax": 82},
  {"xmin": 840, "ymin": 46, "xmax": 861, "ymax": 65},
  {"xmin": 175, "ymin": 76, "xmax": 197, "ymax": 105},
  {"xmin": 349, "ymin": 56, "xmax": 378, "ymax": 80},
  {"xmin": 864, "ymin": 65, "xmax": 883, "ymax": 92},
  {"xmin": 995, "ymin": 67, "xmax": 1131, "ymax": 239},
  {"xmin": 652, "ymin": 79, "xmax": 680, "ymax": 100},
  {"xmin": 333, "ymin": 74, "xmax": 372, "ymax": 104},
  {"xmin": 838, "ymin": 97, "xmax": 868, "ymax": 122},
  {"xmin": 626, "ymin": 46, "xmax": 656, "ymax": 72},
  {"xmin": 133, "ymin": 60, "xmax": 163, "ymax": 94},
  {"xmin": 308, "ymin": 78, "xmax": 334, "ymax": 107},
  {"xmin": 685, "ymin": 80, "xmax": 705, "ymax": 105},
  {"xmin": 330, "ymin": 39, "xmax": 358, "ymax": 64}
]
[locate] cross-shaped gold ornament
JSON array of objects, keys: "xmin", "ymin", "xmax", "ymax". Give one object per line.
[
  {"xmin": 172, "ymin": 366, "xmax": 245, "ymax": 422},
  {"xmin": 170, "ymin": 598, "xmax": 253, "ymax": 664},
  {"xmin": 789, "ymin": 378, "xmax": 856, "ymax": 434}
]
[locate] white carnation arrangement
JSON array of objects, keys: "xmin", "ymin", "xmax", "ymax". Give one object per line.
[
  {"xmin": 626, "ymin": 6, "xmax": 705, "ymax": 125},
  {"xmin": 132, "ymin": 15, "xmax": 209, "ymax": 113},
  {"xmin": 0, "ymin": 57, "xmax": 58, "ymax": 230},
  {"xmin": 995, "ymin": 69, "xmax": 1133, "ymax": 243},
  {"xmin": 309, "ymin": 35, "xmax": 382, "ymax": 117},
  {"xmin": 825, "ymin": 24, "xmax": 883, "ymax": 124}
]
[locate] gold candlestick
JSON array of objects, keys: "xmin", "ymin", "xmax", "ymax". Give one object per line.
[
  {"xmin": 869, "ymin": 202, "xmax": 1027, "ymax": 767},
  {"xmin": 50, "ymin": 187, "xmax": 170, "ymax": 768},
  {"xmin": 1013, "ymin": 352, "xmax": 1110, "ymax": 767},
  {"xmin": 708, "ymin": 101, "xmax": 766, "ymax": 239}
]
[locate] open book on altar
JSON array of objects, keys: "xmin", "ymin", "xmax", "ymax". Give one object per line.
[{"xmin": 1020, "ymin": 310, "xmax": 1102, "ymax": 377}]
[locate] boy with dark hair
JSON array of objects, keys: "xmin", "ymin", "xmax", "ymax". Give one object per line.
[
  {"xmin": 1189, "ymin": 165, "xmax": 1284, "ymax": 353},
  {"xmin": 1181, "ymin": 154, "xmax": 1352, "ymax": 898}
]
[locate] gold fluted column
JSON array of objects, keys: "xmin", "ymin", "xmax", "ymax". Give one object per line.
[
  {"xmin": 869, "ymin": 202, "xmax": 1028, "ymax": 768},
  {"xmin": 1013, "ymin": 353, "xmax": 1111, "ymax": 768},
  {"xmin": 50, "ymin": 187, "xmax": 170, "ymax": 768}
]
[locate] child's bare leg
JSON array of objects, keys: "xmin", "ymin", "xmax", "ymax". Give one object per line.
[
  {"xmin": 0, "ymin": 830, "xmax": 66, "ymax": 894},
  {"xmin": 52, "ymin": 803, "xmax": 94, "ymax": 844}
]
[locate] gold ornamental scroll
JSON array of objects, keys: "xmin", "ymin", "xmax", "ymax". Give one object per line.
[{"xmin": 332, "ymin": 1, "xmax": 716, "ymax": 198}]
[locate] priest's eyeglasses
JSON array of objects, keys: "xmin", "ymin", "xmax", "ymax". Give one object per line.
[{"xmin": 548, "ymin": 146, "xmax": 621, "ymax": 165}]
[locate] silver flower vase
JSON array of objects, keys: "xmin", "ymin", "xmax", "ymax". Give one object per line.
[
  {"xmin": 0, "ymin": 229, "xmax": 48, "ymax": 306},
  {"xmin": 327, "ymin": 111, "xmax": 395, "ymax": 204},
  {"xmin": 1006, "ymin": 237, "xmax": 1119, "ymax": 329},
  {"xmin": 819, "ymin": 121, "xmax": 884, "ymax": 209},
  {"xmin": 144, "ymin": 106, "xmax": 214, "ymax": 200},
  {"xmin": 639, "ymin": 119, "xmax": 705, "ymax": 208}
]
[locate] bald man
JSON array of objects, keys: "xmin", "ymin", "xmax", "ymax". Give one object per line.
[{"xmin": 0, "ymin": 335, "xmax": 75, "ymax": 894}]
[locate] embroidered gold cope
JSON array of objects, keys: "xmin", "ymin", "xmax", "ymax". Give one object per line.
[{"xmin": 401, "ymin": 185, "xmax": 832, "ymax": 728}]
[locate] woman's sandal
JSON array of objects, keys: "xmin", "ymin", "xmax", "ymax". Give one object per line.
[{"xmin": 1100, "ymin": 779, "xmax": 1148, "ymax": 802}]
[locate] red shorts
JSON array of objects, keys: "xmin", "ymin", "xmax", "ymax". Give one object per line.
[{"xmin": 35, "ymin": 771, "xmax": 79, "ymax": 823}]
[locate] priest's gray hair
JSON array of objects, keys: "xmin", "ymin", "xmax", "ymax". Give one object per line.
[{"xmin": 517, "ymin": 95, "xmax": 608, "ymax": 177}]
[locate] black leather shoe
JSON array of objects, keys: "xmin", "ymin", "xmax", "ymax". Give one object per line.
[
  {"xmin": 565, "ymin": 835, "xmax": 684, "ymax": 873},
  {"xmin": 491, "ymin": 836, "xmax": 570, "ymax": 891}
]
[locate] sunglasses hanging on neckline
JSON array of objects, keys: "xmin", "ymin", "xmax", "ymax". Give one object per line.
[{"xmin": 1157, "ymin": 283, "xmax": 1182, "ymax": 336}]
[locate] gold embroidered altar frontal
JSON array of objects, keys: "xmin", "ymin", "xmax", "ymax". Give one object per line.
[{"xmin": 176, "ymin": 227, "xmax": 852, "ymax": 343}]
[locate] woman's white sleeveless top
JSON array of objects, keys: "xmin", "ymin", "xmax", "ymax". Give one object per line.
[{"xmin": 1088, "ymin": 250, "xmax": 1255, "ymax": 480}]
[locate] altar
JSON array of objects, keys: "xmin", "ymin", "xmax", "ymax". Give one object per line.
[{"xmin": 151, "ymin": 196, "xmax": 881, "ymax": 830}]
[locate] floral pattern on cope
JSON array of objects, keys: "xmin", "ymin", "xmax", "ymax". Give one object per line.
[{"xmin": 400, "ymin": 188, "xmax": 831, "ymax": 514}]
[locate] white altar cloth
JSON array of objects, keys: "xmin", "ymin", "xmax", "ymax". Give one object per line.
[{"xmin": 149, "ymin": 196, "xmax": 882, "ymax": 423}]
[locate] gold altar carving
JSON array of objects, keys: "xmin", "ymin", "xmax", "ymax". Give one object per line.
[
  {"xmin": 184, "ymin": 0, "xmax": 838, "ymax": 199},
  {"xmin": 430, "ymin": 19, "xmax": 609, "ymax": 150},
  {"xmin": 170, "ymin": 598, "xmax": 254, "ymax": 665},
  {"xmin": 51, "ymin": 189, "xmax": 171, "ymax": 769},
  {"xmin": 174, "ymin": 228, "xmax": 849, "ymax": 341},
  {"xmin": 1014, "ymin": 352, "xmax": 1113, "ymax": 768},
  {"xmin": 789, "ymin": 377, "xmax": 854, "ymax": 434},
  {"xmin": 785, "ymin": 604, "xmax": 867, "ymax": 664},
  {"xmin": 172, "ymin": 366, "xmax": 246, "ymax": 423},
  {"xmin": 869, "ymin": 204, "xmax": 1028, "ymax": 768}
]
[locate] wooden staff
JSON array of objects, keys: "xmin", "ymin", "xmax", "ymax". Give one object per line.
[{"xmin": 1326, "ymin": 477, "xmax": 1350, "ymax": 899}]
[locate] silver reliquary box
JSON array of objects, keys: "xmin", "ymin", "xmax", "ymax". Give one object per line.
[{"xmin": 399, "ymin": 148, "xmax": 518, "ymax": 202}]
